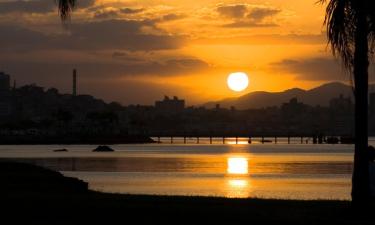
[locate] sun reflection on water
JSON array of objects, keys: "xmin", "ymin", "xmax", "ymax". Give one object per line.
[
  {"xmin": 226, "ymin": 157, "xmax": 251, "ymax": 197},
  {"xmin": 228, "ymin": 179, "xmax": 248, "ymax": 188},
  {"xmin": 227, "ymin": 157, "xmax": 248, "ymax": 175}
]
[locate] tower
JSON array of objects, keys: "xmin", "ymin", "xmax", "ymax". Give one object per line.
[{"xmin": 73, "ymin": 69, "xmax": 77, "ymax": 96}]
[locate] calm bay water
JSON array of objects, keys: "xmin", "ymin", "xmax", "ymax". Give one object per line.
[{"xmin": 0, "ymin": 138, "xmax": 361, "ymax": 200}]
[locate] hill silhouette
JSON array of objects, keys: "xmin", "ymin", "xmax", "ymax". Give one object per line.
[{"xmin": 204, "ymin": 82, "xmax": 375, "ymax": 109}]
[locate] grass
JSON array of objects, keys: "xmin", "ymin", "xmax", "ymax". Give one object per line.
[{"xmin": 1, "ymin": 161, "xmax": 374, "ymax": 225}]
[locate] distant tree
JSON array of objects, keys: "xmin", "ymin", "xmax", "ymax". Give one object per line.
[
  {"xmin": 321, "ymin": 0, "xmax": 375, "ymax": 205},
  {"xmin": 54, "ymin": 109, "xmax": 74, "ymax": 133},
  {"xmin": 108, "ymin": 102, "xmax": 124, "ymax": 111},
  {"xmin": 86, "ymin": 111, "xmax": 119, "ymax": 134}
]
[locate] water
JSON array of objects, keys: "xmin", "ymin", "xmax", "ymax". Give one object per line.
[{"xmin": 0, "ymin": 139, "xmax": 358, "ymax": 200}]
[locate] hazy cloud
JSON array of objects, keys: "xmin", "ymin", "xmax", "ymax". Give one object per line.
[
  {"xmin": 217, "ymin": 4, "xmax": 247, "ymax": 18},
  {"xmin": 248, "ymin": 8, "xmax": 281, "ymax": 21},
  {"xmin": 93, "ymin": 10, "xmax": 119, "ymax": 19},
  {"xmin": 0, "ymin": 20, "xmax": 186, "ymax": 51},
  {"xmin": 0, "ymin": 57, "xmax": 210, "ymax": 79},
  {"xmin": 120, "ymin": 8, "xmax": 144, "ymax": 14},
  {"xmin": 222, "ymin": 21, "xmax": 277, "ymax": 28},
  {"xmin": 271, "ymin": 58, "xmax": 349, "ymax": 81},
  {"xmin": 161, "ymin": 13, "xmax": 186, "ymax": 21},
  {"xmin": 112, "ymin": 52, "xmax": 143, "ymax": 62},
  {"xmin": 217, "ymin": 4, "xmax": 282, "ymax": 28},
  {"xmin": 0, "ymin": 0, "xmax": 54, "ymax": 13}
]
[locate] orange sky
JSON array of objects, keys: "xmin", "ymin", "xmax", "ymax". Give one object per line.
[{"xmin": 0, "ymin": 0, "xmax": 361, "ymax": 105}]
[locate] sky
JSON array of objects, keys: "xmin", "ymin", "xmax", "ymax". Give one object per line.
[{"xmin": 0, "ymin": 0, "xmax": 374, "ymax": 105}]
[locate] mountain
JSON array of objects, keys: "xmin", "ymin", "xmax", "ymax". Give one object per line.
[{"xmin": 203, "ymin": 82, "xmax": 375, "ymax": 109}]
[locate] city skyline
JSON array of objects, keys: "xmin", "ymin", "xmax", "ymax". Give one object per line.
[{"xmin": 0, "ymin": 69, "xmax": 368, "ymax": 108}]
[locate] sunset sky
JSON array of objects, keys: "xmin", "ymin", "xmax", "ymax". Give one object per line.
[{"xmin": 0, "ymin": 0, "xmax": 373, "ymax": 105}]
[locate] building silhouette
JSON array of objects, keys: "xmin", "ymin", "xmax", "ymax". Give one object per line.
[
  {"xmin": 0, "ymin": 72, "xmax": 10, "ymax": 91},
  {"xmin": 155, "ymin": 96, "xmax": 185, "ymax": 113},
  {"xmin": 0, "ymin": 72, "xmax": 11, "ymax": 116}
]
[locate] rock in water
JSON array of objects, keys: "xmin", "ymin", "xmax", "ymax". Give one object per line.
[
  {"xmin": 93, "ymin": 145, "xmax": 114, "ymax": 152},
  {"xmin": 53, "ymin": 149, "xmax": 68, "ymax": 152}
]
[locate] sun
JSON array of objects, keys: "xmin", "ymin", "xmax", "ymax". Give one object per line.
[{"xmin": 227, "ymin": 72, "xmax": 249, "ymax": 92}]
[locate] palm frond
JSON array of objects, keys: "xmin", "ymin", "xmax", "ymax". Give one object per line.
[
  {"xmin": 369, "ymin": 0, "xmax": 375, "ymax": 54},
  {"xmin": 57, "ymin": 0, "xmax": 76, "ymax": 21},
  {"xmin": 321, "ymin": 0, "xmax": 356, "ymax": 70}
]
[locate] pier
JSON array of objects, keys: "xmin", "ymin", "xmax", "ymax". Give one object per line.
[{"xmin": 153, "ymin": 135, "xmax": 353, "ymax": 145}]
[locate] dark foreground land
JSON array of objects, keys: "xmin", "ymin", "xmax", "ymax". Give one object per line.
[{"xmin": 1, "ymin": 161, "xmax": 375, "ymax": 225}]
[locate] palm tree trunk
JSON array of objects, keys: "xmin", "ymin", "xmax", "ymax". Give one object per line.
[{"xmin": 352, "ymin": 7, "xmax": 371, "ymax": 205}]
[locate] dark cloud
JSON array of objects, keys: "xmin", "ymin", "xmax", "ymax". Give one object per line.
[
  {"xmin": 93, "ymin": 7, "xmax": 145, "ymax": 19},
  {"xmin": 0, "ymin": 57, "xmax": 210, "ymax": 79},
  {"xmin": 0, "ymin": 0, "xmax": 95, "ymax": 14},
  {"xmin": 270, "ymin": 58, "xmax": 351, "ymax": 81},
  {"xmin": 161, "ymin": 13, "xmax": 186, "ymax": 21},
  {"xmin": 222, "ymin": 21, "xmax": 277, "ymax": 28},
  {"xmin": 217, "ymin": 4, "xmax": 247, "ymax": 18},
  {"xmin": 112, "ymin": 51, "xmax": 144, "ymax": 62},
  {"xmin": 247, "ymin": 8, "xmax": 281, "ymax": 21},
  {"xmin": 0, "ymin": 19, "xmax": 186, "ymax": 51},
  {"xmin": 120, "ymin": 8, "xmax": 144, "ymax": 14},
  {"xmin": 0, "ymin": 0, "xmax": 54, "ymax": 13},
  {"xmin": 217, "ymin": 4, "xmax": 281, "ymax": 28},
  {"xmin": 93, "ymin": 10, "xmax": 119, "ymax": 19}
]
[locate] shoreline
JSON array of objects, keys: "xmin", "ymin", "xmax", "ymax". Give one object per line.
[{"xmin": 2, "ymin": 161, "xmax": 374, "ymax": 224}]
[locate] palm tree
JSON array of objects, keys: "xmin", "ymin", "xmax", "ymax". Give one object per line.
[
  {"xmin": 321, "ymin": 0, "xmax": 375, "ymax": 205},
  {"xmin": 57, "ymin": 0, "xmax": 76, "ymax": 20}
]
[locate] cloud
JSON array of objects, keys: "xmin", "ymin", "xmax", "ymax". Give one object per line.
[
  {"xmin": 0, "ymin": 56, "xmax": 210, "ymax": 78},
  {"xmin": 112, "ymin": 51, "xmax": 143, "ymax": 62},
  {"xmin": 270, "ymin": 57, "xmax": 349, "ymax": 81},
  {"xmin": 248, "ymin": 8, "xmax": 281, "ymax": 21},
  {"xmin": 161, "ymin": 13, "xmax": 186, "ymax": 21},
  {"xmin": 0, "ymin": 0, "xmax": 95, "ymax": 14},
  {"xmin": 93, "ymin": 10, "xmax": 119, "ymax": 19},
  {"xmin": 217, "ymin": 4, "xmax": 247, "ymax": 18},
  {"xmin": 0, "ymin": 19, "xmax": 186, "ymax": 51},
  {"xmin": 222, "ymin": 21, "xmax": 278, "ymax": 28},
  {"xmin": 120, "ymin": 8, "xmax": 144, "ymax": 14},
  {"xmin": 0, "ymin": 0, "xmax": 54, "ymax": 13},
  {"xmin": 93, "ymin": 7, "xmax": 145, "ymax": 19},
  {"xmin": 216, "ymin": 4, "xmax": 282, "ymax": 28},
  {"xmin": 193, "ymin": 33, "xmax": 326, "ymax": 45}
]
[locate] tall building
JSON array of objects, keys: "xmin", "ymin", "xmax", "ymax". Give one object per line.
[
  {"xmin": 0, "ymin": 72, "xmax": 10, "ymax": 91},
  {"xmin": 155, "ymin": 96, "xmax": 185, "ymax": 113},
  {"xmin": 0, "ymin": 72, "xmax": 11, "ymax": 116},
  {"xmin": 73, "ymin": 69, "xmax": 77, "ymax": 96},
  {"xmin": 329, "ymin": 94, "xmax": 352, "ymax": 112}
]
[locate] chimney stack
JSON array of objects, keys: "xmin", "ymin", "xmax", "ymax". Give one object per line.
[{"xmin": 73, "ymin": 69, "xmax": 77, "ymax": 96}]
